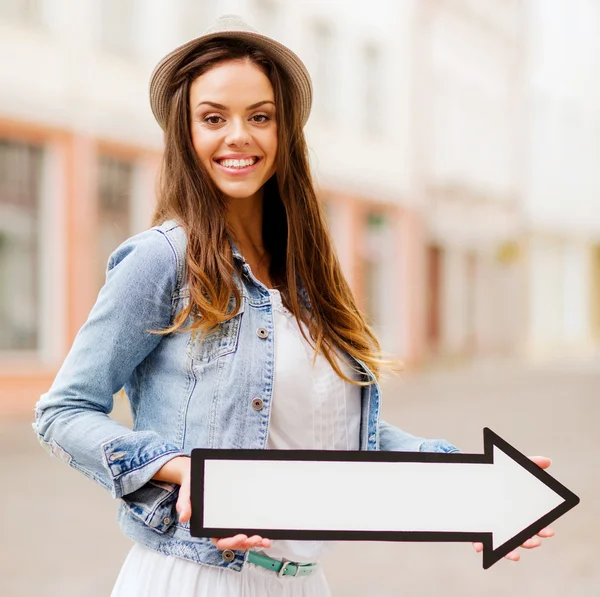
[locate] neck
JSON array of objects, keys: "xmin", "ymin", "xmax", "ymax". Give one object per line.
[{"xmin": 226, "ymin": 188, "xmax": 265, "ymax": 256}]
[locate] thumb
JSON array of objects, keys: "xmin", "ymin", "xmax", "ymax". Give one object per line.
[
  {"xmin": 177, "ymin": 499, "xmax": 191, "ymax": 523},
  {"xmin": 176, "ymin": 489, "xmax": 192, "ymax": 523}
]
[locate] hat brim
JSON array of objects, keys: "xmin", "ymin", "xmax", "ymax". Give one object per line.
[{"xmin": 149, "ymin": 30, "xmax": 313, "ymax": 130}]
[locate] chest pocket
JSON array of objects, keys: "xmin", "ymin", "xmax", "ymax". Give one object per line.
[{"xmin": 186, "ymin": 298, "xmax": 245, "ymax": 363}]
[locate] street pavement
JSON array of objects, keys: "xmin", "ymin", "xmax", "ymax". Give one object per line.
[{"xmin": 2, "ymin": 360, "xmax": 598, "ymax": 596}]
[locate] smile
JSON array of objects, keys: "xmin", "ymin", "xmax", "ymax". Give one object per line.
[{"xmin": 214, "ymin": 157, "xmax": 261, "ymax": 173}]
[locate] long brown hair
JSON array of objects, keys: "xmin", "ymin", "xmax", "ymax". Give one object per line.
[{"xmin": 151, "ymin": 38, "xmax": 387, "ymax": 383}]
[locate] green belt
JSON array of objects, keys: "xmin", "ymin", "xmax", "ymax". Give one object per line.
[{"xmin": 247, "ymin": 550, "xmax": 319, "ymax": 578}]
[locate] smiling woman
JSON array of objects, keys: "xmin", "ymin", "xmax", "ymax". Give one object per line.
[{"xmin": 33, "ymin": 13, "xmax": 548, "ymax": 597}]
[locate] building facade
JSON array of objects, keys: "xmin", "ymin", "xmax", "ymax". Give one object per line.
[
  {"xmin": 413, "ymin": 0, "xmax": 526, "ymax": 360},
  {"xmin": 2, "ymin": 0, "xmax": 597, "ymax": 417},
  {"xmin": 522, "ymin": 0, "xmax": 600, "ymax": 362}
]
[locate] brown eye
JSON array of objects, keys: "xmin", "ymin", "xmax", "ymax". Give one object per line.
[
  {"xmin": 204, "ymin": 115, "xmax": 223, "ymax": 125},
  {"xmin": 251, "ymin": 114, "xmax": 270, "ymax": 123}
]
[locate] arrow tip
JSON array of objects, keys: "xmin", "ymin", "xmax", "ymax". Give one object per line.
[{"xmin": 481, "ymin": 429, "xmax": 580, "ymax": 568}]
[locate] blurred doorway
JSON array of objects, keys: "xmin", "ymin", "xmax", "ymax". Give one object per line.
[
  {"xmin": 466, "ymin": 251, "xmax": 477, "ymax": 355},
  {"xmin": 592, "ymin": 245, "xmax": 600, "ymax": 343},
  {"xmin": 361, "ymin": 211, "xmax": 397, "ymax": 353},
  {"xmin": 427, "ymin": 245, "xmax": 442, "ymax": 354}
]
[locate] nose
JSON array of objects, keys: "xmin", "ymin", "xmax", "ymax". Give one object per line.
[{"xmin": 225, "ymin": 117, "xmax": 251, "ymax": 147}]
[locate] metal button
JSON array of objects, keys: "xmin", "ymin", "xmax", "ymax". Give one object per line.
[
  {"xmin": 252, "ymin": 397, "xmax": 264, "ymax": 411},
  {"xmin": 163, "ymin": 517, "xmax": 170, "ymax": 526},
  {"xmin": 256, "ymin": 327, "xmax": 269, "ymax": 339},
  {"xmin": 222, "ymin": 549, "xmax": 235, "ymax": 562}
]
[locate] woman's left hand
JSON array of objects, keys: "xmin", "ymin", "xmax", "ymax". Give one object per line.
[{"xmin": 472, "ymin": 456, "xmax": 555, "ymax": 561}]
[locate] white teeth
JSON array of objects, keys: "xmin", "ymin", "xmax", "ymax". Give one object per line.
[{"xmin": 218, "ymin": 157, "xmax": 258, "ymax": 168}]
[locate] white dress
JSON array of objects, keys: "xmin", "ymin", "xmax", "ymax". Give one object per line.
[{"xmin": 111, "ymin": 289, "xmax": 362, "ymax": 596}]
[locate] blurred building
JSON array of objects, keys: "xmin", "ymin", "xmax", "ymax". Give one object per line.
[
  {"xmin": 413, "ymin": 0, "xmax": 525, "ymax": 360},
  {"xmin": 0, "ymin": 0, "xmax": 427, "ymax": 416},
  {"xmin": 271, "ymin": 0, "xmax": 425, "ymax": 362},
  {"xmin": 521, "ymin": 0, "xmax": 600, "ymax": 362},
  {"xmin": 1, "ymin": 0, "xmax": 598, "ymax": 417}
]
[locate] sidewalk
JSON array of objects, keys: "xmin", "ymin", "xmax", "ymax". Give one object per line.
[{"xmin": 3, "ymin": 362, "xmax": 597, "ymax": 596}]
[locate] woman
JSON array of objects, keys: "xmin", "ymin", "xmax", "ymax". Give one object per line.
[{"xmin": 33, "ymin": 14, "xmax": 553, "ymax": 596}]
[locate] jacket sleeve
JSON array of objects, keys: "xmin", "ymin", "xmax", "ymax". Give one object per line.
[
  {"xmin": 378, "ymin": 419, "xmax": 460, "ymax": 453},
  {"xmin": 32, "ymin": 228, "xmax": 186, "ymax": 501}
]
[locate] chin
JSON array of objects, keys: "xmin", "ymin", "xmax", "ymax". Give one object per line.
[{"xmin": 218, "ymin": 184, "xmax": 263, "ymax": 200}]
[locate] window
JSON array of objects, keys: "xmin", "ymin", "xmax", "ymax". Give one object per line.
[
  {"xmin": 312, "ymin": 21, "xmax": 334, "ymax": 120},
  {"xmin": 0, "ymin": 140, "xmax": 43, "ymax": 352},
  {"xmin": 362, "ymin": 43, "xmax": 383, "ymax": 138},
  {"xmin": 0, "ymin": 0, "xmax": 40, "ymax": 25},
  {"xmin": 99, "ymin": 0, "xmax": 136, "ymax": 58},
  {"xmin": 97, "ymin": 156, "xmax": 134, "ymax": 288},
  {"xmin": 363, "ymin": 212, "xmax": 388, "ymax": 328}
]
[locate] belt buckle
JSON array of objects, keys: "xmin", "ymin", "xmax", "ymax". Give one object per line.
[{"xmin": 278, "ymin": 560, "xmax": 299, "ymax": 578}]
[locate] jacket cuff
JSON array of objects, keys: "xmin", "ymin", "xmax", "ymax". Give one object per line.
[
  {"xmin": 120, "ymin": 479, "xmax": 180, "ymax": 534},
  {"xmin": 101, "ymin": 430, "xmax": 185, "ymax": 499},
  {"xmin": 378, "ymin": 420, "xmax": 460, "ymax": 453},
  {"xmin": 378, "ymin": 420, "xmax": 426, "ymax": 451},
  {"xmin": 418, "ymin": 438, "xmax": 460, "ymax": 453}
]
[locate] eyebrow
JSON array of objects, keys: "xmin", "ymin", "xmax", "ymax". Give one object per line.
[{"xmin": 196, "ymin": 100, "xmax": 275, "ymax": 110}]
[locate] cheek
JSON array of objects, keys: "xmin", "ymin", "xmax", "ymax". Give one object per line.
[{"xmin": 191, "ymin": 129, "xmax": 214, "ymax": 165}]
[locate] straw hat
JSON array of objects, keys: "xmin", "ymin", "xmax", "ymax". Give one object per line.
[{"xmin": 149, "ymin": 14, "xmax": 313, "ymax": 130}]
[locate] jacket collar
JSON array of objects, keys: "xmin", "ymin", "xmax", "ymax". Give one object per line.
[{"xmin": 228, "ymin": 237, "xmax": 246, "ymax": 264}]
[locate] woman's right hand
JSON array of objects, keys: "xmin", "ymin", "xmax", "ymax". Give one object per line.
[
  {"xmin": 153, "ymin": 456, "xmax": 271, "ymax": 551},
  {"xmin": 152, "ymin": 455, "xmax": 193, "ymax": 523}
]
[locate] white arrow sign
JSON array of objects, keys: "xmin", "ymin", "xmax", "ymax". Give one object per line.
[{"xmin": 190, "ymin": 428, "xmax": 580, "ymax": 568}]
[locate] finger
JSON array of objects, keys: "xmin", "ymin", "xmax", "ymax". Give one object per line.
[
  {"xmin": 216, "ymin": 534, "xmax": 248, "ymax": 550},
  {"xmin": 504, "ymin": 550, "xmax": 520, "ymax": 561},
  {"xmin": 211, "ymin": 535, "xmax": 272, "ymax": 551},
  {"xmin": 529, "ymin": 456, "xmax": 552, "ymax": 469},
  {"xmin": 537, "ymin": 527, "xmax": 554, "ymax": 538},
  {"xmin": 176, "ymin": 496, "xmax": 192, "ymax": 523},
  {"xmin": 219, "ymin": 534, "xmax": 249, "ymax": 550},
  {"xmin": 243, "ymin": 535, "xmax": 266, "ymax": 550},
  {"xmin": 521, "ymin": 537, "xmax": 542, "ymax": 549},
  {"xmin": 244, "ymin": 536, "xmax": 272, "ymax": 550}
]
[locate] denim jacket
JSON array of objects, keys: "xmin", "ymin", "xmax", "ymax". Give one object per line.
[{"xmin": 33, "ymin": 219, "xmax": 459, "ymax": 571}]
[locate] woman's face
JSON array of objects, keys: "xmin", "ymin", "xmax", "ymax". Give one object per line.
[{"xmin": 189, "ymin": 59, "xmax": 278, "ymax": 202}]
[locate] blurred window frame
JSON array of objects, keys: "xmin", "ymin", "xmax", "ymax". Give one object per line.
[
  {"xmin": 362, "ymin": 41, "xmax": 383, "ymax": 140},
  {"xmin": 310, "ymin": 19, "xmax": 335, "ymax": 123},
  {"xmin": 0, "ymin": 138, "xmax": 43, "ymax": 354},
  {"xmin": 97, "ymin": 154, "xmax": 135, "ymax": 290}
]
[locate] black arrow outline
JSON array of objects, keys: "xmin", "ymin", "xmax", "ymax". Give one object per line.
[{"xmin": 190, "ymin": 427, "xmax": 580, "ymax": 569}]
